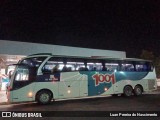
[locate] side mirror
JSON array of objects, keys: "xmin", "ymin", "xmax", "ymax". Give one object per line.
[
  {"xmin": 9, "ymin": 74, "xmax": 12, "ymax": 79},
  {"xmin": 9, "ymin": 71, "xmax": 13, "ymax": 79}
]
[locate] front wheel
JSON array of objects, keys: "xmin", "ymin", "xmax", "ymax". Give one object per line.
[
  {"xmin": 134, "ymin": 86, "xmax": 143, "ymax": 96},
  {"xmin": 36, "ymin": 90, "xmax": 52, "ymax": 105},
  {"xmin": 123, "ymin": 86, "xmax": 133, "ymax": 97}
]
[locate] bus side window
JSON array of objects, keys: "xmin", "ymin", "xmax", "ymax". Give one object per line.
[
  {"xmin": 87, "ymin": 61, "xmax": 103, "ymax": 71},
  {"xmin": 105, "ymin": 63, "xmax": 119, "ymax": 72},
  {"xmin": 148, "ymin": 62, "xmax": 154, "ymax": 71},
  {"xmin": 121, "ymin": 63, "xmax": 135, "ymax": 72},
  {"xmin": 64, "ymin": 58, "xmax": 86, "ymax": 72},
  {"xmin": 135, "ymin": 62, "xmax": 152, "ymax": 72},
  {"xmin": 42, "ymin": 57, "xmax": 64, "ymax": 74},
  {"xmin": 52, "ymin": 65, "xmax": 60, "ymax": 73},
  {"xmin": 62, "ymin": 66, "xmax": 68, "ymax": 72},
  {"xmin": 64, "ymin": 62, "xmax": 76, "ymax": 72},
  {"xmin": 136, "ymin": 64, "xmax": 143, "ymax": 71}
]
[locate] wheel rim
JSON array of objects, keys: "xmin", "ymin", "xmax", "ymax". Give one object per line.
[
  {"xmin": 135, "ymin": 87, "xmax": 142, "ymax": 95},
  {"xmin": 125, "ymin": 87, "xmax": 132, "ymax": 96},
  {"xmin": 39, "ymin": 93, "xmax": 50, "ymax": 103}
]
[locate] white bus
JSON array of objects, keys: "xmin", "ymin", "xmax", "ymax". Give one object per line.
[{"xmin": 7, "ymin": 54, "xmax": 157, "ymax": 104}]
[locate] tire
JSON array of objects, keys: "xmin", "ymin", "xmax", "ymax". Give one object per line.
[
  {"xmin": 36, "ymin": 90, "xmax": 52, "ymax": 105},
  {"xmin": 134, "ymin": 85, "xmax": 143, "ymax": 96},
  {"xmin": 123, "ymin": 86, "xmax": 133, "ymax": 97}
]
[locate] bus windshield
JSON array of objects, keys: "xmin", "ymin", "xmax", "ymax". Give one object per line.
[
  {"xmin": 6, "ymin": 64, "xmax": 30, "ymax": 90},
  {"xmin": 19, "ymin": 57, "xmax": 47, "ymax": 68},
  {"xmin": 14, "ymin": 65, "xmax": 29, "ymax": 81},
  {"xmin": 8, "ymin": 57, "xmax": 47, "ymax": 89}
]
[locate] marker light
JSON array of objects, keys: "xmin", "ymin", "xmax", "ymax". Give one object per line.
[
  {"xmin": 104, "ymin": 87, "xmax": 108, "ymax": 91},
  {"xmin": 67, "ymin": 90, "xmax": 71, "ymax": 94},
  {"xmin": 28, "ymin": 92, "xmax": 33, "ymax": 97}
]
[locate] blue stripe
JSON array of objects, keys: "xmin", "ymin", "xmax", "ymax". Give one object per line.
[
  {"xmin": 36, "ymin": 71, "xmax": 148, "ymax": 96},
  {"xmin": 80, "ymin": 71, "xmax": 148, "ymax": 96}
]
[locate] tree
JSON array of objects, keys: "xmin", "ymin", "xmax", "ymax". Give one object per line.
[
  {"xmin": 140, "ymin": 50, "xmax": 154, "ymax": 61},
  {"xmin": 140, "ymin": 50, "xmax": 160, "ymax": 78},
  {"xmin": 154, "ymin": 57, "xmax": 160, "ymax": 78}
]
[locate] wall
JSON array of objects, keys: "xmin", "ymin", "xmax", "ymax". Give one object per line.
[{"xmin": 0, "ymin": 40, "xmax": 126, "ymax": 58}]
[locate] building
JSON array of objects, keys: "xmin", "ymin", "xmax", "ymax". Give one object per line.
[
  {"xmin": 0, "ymin": 40, "xmax": 126, "ymax": 91},
  {"xmin": 0, "ymin": 40, "xmax": 126, "ymax": 73}
]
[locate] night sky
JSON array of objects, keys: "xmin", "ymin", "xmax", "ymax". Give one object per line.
[{"xmin": 0, "ymin": 0, "xmax": 160, "ymax": 57}]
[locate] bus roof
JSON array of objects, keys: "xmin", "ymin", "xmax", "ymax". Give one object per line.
[{"xmin": 26, "ymin": 53, "xmax": 151, "ymax": 62}]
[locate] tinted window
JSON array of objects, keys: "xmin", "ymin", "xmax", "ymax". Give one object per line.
[
  {"xmin": 121, "ymin": 63, "xmax": 135, "ymax": 71},
  {"xmin": 66, "ymin": 58, "xmax": 86, "ymax": 71},
  {"xmin": 105, "ymin": 63, "xmax": 119, "ymax": 71},
  {"xmin": 87, "ymin": 62, "xmax": 103, "ymax": 71},
  {"xmin": 15, "ymin": 67, "xmax": 29, "ymax": 81},
  {"xmin": 135, "ymin": 62, "xmax": 153, "ymax": 72},
  {"xmin": 43, "ymin": 57, "xmax": 87, "ymax": 73},
  {"xmin": 43, "ymin": 57, "xmax": 64, "ymax": 73},
  {"xmin": 20, "ymin": 57, "xmax": 47, "ymax": 68}
]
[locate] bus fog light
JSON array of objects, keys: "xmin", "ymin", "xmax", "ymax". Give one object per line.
[{"xmin": 28, "ymin": 92, "xmax": 33, "ymax": 97}]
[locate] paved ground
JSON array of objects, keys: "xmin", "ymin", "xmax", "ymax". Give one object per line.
[
  {"xmin": 0, "ymin": 92, "xmax": 160, "ymax": 119},
  {"xmin": 0, "ymin": 90, "xmax": 7, "ymax": 104},
  {"xmin": 0, "ymin": 87, "xmax": 160, "ymax": 120}
]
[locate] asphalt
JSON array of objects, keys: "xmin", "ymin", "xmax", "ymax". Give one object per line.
[{"xmin": 0, "ymin": 90, "xmax": 8, "ymax": 105}]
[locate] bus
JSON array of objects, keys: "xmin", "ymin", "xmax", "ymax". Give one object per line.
[{"xmin": 7, "ymin": 53, "xmax": 157, "ymax": 104}]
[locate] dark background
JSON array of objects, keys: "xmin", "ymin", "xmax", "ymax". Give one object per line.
[{"xmin": 0, "ymin": 0, "xmax": 160, "ymax": 57}]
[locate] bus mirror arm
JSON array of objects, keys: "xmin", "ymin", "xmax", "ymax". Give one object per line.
[{"xmin": 9, "ymin": 74, "xmax": 12, "ymax": 79}]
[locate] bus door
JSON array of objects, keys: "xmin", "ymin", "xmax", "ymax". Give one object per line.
[
  {"xmin": 58, "ymin": 72, "xmax": 80, "ymax": 99},
  {"xmin": 10, "ymin": 65, "xmax": 36, "ymax": 102}
]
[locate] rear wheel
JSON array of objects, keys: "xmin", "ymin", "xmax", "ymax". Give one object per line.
[
  {"xmin": 36, "ymin": 90, "xmax": 52, "ymax": 105},
  {"xmin": 134, "ymin": 85, "xmax": 143, "ymax": 96},
  {"xmin": 123, "ymin": 86, "xmax": 133, "ymax": 97}
]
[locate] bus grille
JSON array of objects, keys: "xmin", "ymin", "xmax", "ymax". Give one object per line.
[{"xmin": 148, "ymin": 80, "xmax": 155, "ymax": 90}]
